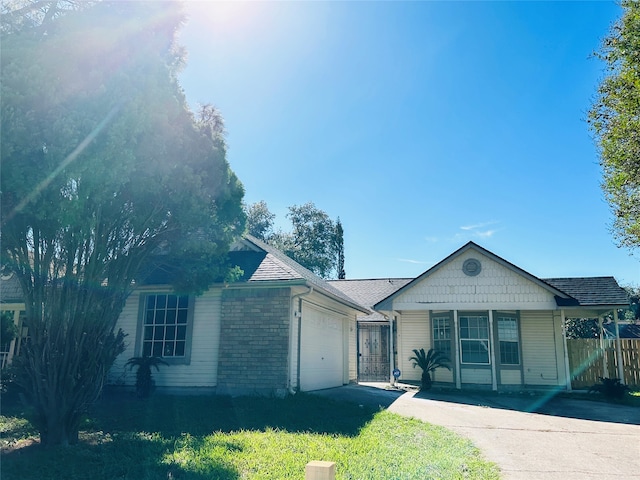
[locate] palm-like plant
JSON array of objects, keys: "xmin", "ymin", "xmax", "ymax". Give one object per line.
[
  {"xmin": 125, "ymin": 356, "xmax": 169, "ymax": 398},
  {"xmin": 409, "ymin": 348, "xmax": 451, "ymax": 391}
]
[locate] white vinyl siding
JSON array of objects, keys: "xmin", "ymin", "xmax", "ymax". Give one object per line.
[
  {"xmin": 289, "ymin": 303, "xmax": 300, "ymax": 391},
  {"xmin": 461, "ymin": 368, "xmax": 492, "ymax": 384},
  {"xmin": 109, "ymin": 290, "xmax": 142, "ymax": 385},
  {"xmin": 391, "ymin": 251, "xmax": 558, "ymax": 311},
  {"xmin": 521, "ymin": 311, "xmax": 559, "ymax": 386},
  {"xmin": 348, "ymin": 316, "xmax": 357, "ymax": 382},
  {"xmin": 500, "ymin": 369, "xmax": 522, "ymax": 385},
  {"xmin": 397, "ymin": 312, "xmax": 430, "ymax": 382},
  {"xmin": 109, "ymin": 288, "xmax": 222, "ymax": 388}
]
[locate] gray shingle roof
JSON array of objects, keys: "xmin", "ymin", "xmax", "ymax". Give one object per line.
[
  {"xmin": 329, "ymin": 278, "xmax": 412, "ymax": 321},
  {"xmin": 329, "ymin": 278, "xmax": 413, "ymax": 310},
  {"xmin": 235, "ymin": 236, "xmax": 369, "ymax": 313},
  {"xmin": 543, "ymin": 277, "xmax": 629, "ymax": 307},
  {"xmin": 0, "ymin": 274, "xmax": 24, "ymax": 303}
]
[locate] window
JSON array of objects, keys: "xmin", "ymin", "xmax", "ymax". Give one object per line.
[
  {"xmin": 459, "ymin": 315, "xmax": 490, "ymax": 364},
  {"xmin": 432, "ymin": 316, "xmax": 451, "ymax": 357},
  {"xmin": 142, "ymin": 294, "xmax": 191, "ymax": 358},
  {"xmin": 497, "ymin": 316, "xmax": 519, "ymax": 365}
]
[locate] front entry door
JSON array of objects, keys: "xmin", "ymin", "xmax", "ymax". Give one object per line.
[{"xmin": 358, "ymin": 324, "xmax": 389, "ymax": 381}]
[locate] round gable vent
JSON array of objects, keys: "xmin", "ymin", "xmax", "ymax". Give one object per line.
[{"xmin": 462, "ymin": 258, "xmax": 481, "ymax": 276}]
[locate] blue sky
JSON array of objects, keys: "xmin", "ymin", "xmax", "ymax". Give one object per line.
[{"xmin": 178, "ymin": 1, "xmax": 639, "ymax": 287}]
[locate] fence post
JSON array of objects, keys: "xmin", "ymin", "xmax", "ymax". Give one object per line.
[
  {"xmin": 613, "ymin": 310, "xmax": 625, "ymax": 382},
  {"xmin": 305, "ymin": 461, "xmax": 336, "ymax": 480}
]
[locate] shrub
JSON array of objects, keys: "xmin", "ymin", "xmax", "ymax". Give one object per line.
[
  {"xmin": 588, "ymin": 377, "xmax": 630, "ymax": 399},
  {"xmin": 409, "ymin": 348, "xmax": 451, "ymax": 391},
  {"xmin": 125, "ymin": 356, "xmax": 168, "ymax": 398}
]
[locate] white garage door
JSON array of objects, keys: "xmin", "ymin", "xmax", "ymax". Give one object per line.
[{"xmin": 300, "ymin": 305, "xmax": 345, "ymax": 391}]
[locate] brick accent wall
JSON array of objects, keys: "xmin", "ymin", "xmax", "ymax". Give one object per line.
[{"xmin": 217, "ymin": 287, "xmax": 291, "ymax": 395}]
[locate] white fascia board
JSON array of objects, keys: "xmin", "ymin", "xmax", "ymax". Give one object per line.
[{"xmin": 389, "ymin": 301, "xmax": 559, "ymax": 311}]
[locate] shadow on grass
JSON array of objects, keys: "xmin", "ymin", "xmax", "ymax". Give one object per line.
[
  {"xmin": 89, "ymin": 391, "xmax": 378, "ymax": 437},
  {"xmin": 1, "ymin": 430, "xmax": 239, "ymax": 480},
  {"xmin": 2, "ymin": 393, "xmax": 379, "ymax": 480},
  {"xmin": 414, "ymin": 388, "xmax": 640, "ymax": 425}
]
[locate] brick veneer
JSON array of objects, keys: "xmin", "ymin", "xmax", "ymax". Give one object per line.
[{"xmin": 217, "ymin": 287, "xmax": 291, "ymax": 395}]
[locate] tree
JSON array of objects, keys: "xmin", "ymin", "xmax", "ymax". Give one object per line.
[
  {"xmin": 335, "ymin": 218, "xmax": 346, "ymax": 279},
  {"xmin": 564, "ymin": 318, "xmax": 600, "ymax": 339},
  {"xmin": 1, "ymin": 1, "xmax": 245, "ymax": 446},
  {"xmin": 0, "ymin": 0, "xmax": 92, "ymax": 34},
  {"xmin": 244, "ymin": 201, "xmax": 345, "ymax": 279},
  {"xmin": 285, "ymin": 202, "xmax": 337, "ymax": 278},
  {"xmin": 589, "ymin": 0, "xmax": 640, "ymax": 250},
  {"xmin": 624, "ymin": 286, "xmax": 639, "ymax": 321},
  {"xmin": 246, "ymin": 200, "xmax": 275, "ymax": 241}
]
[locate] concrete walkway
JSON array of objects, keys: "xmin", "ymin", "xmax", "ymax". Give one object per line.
[{"xmin": 313, "ymin": 385, "xmax": 640, "ymax": 479}]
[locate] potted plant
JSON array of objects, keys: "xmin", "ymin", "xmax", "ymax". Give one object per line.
[
  {"xmin": 125, "ymin": 356, "xmax": 168, "ymax": 397},
  {"xmin": 409, "ymin": 348, "xmax": 451, "ymax": 391}
]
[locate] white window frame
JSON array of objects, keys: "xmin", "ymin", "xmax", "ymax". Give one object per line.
[
  {"xmin": 459, "ymin": 314, "xmax": 490, "ymax": 365},
  {"xmin": 432, "ymin": 315, "xmax": 452, "ymax": 358},
  {"xmin": 136, "ymin": 293, "xmax": 195, "ymax": 365},
  {"xmin": 497, "ymin": 315, "xmax": 520, "ymax": 365}
]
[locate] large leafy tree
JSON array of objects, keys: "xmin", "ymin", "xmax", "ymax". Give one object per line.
[
  {"xmin": 589, "ymin": 0, "xmax": 640, "ymax": 250},
  {"xmin": 245, "ymin": 200, "xmax": 276, "ymax": 242},
  {"xmin": 245, "ymin": 201, "xmax": 344, "ymax": 278},
  {"xmin": 1, "ymin": 1, "xmax": 245, "ymax": 446}
]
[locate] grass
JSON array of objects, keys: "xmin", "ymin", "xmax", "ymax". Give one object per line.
[{"xmin": 1, "ymin": 392, "xmax": 500, "ymax": 480}]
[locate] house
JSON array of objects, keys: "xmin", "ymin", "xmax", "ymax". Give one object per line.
[
  {"xmin": 2, "ymin": 238, "xmax": 631, "ymax": 393},
  {"xmin": 0, "ymin": 272, "xmax": 27, "ymax": 368},
  {"xmin": 328, "ymin": 278, "xmax": 411, "ymax": 382},
  {"xmin": 603, "ymin": 323, "xmax": 640, "ymax": 339},
  {"xmin": 362, "ymin": 241, "xmax": 630, "ymax": 391},
  {"xmin": 107, "ymin": 235, "xmax": 369, "ymax": 396}
]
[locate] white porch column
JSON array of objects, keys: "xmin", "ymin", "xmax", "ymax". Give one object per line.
[
  {"xmin": 389, "ymin": 315, "xmax": 395, "ymax": 385},
  {"xmin": 614, "ymin": 309, "xmax": 625, "ymax": 382},
  {"xmin": 489, "ymin": 310, "xmax": 497, "ymax": 391},
  {"xmin": 453, "ymin": 310, "xmax": 461, "ymax": 389},
  {"xmin": 598, "ymin": 316, "xmax": 609, "ymax": 378},
  {"xmin": 7, "ymin": 310, "xmax": 20, "ymax": 366},
  {"xmin": 561, "ymin": 310, "xmax": 572, "ymax": 391}
]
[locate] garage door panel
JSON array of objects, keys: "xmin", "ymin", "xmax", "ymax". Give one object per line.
[{"xmin": 300, "ymin": 305, "xmax": 344, "ymax": 391}]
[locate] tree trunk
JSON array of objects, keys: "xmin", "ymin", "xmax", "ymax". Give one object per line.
[
  {"xmin": 39, "ymin": 410, "xmax": 81, "ymax": 447},
  {"xmin": 421, "ymin": 371, "xmax": 432, "ymax": 391}
]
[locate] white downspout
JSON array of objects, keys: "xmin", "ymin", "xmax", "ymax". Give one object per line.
[
  {"xmin": 290, "ymin": 286, "xmax": 313, "ymax": 394},
  {"xmin": 561, "ymin": 310, "xmax": 572, "ymax": 391},
  {"xmin": 613, "ymin": 309, "xmax": 625, "ymax": 382}
]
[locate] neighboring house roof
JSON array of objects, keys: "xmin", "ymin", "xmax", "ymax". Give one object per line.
[
  {"xmin": 542, "ymin": 277, "xmax": 629, "ymax": 307},
  {"xmin": 374, "ymin": 241, "xmax": 629, "ymax": 311},
  {"xmin": 603, "ymin": 323, "xmax": 640, "ymax": 339},
  {"xmin": 329, "ymin": 278, "xmax": 412, "ymax": 321},
  {"xmin": 231, "ymin": 235, "xmax": 370, "ymax": 314},
  {"xmin": 0, "ymin": 274, "xmax": 23, "ymax": 303}
]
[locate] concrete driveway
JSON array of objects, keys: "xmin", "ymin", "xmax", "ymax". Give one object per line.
[{"xmin": 313, "ymin": 385, "xmax": 640, "ymax": 479}]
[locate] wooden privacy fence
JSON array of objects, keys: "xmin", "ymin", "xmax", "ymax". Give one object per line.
[{"xmin": 567, "ymin": 338, "xmax": 640, "ymax": 389}]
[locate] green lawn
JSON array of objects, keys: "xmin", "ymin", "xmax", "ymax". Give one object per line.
[{"xmin": 1, "ymin": 393, "xmax": 500, "ymax": 480}]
